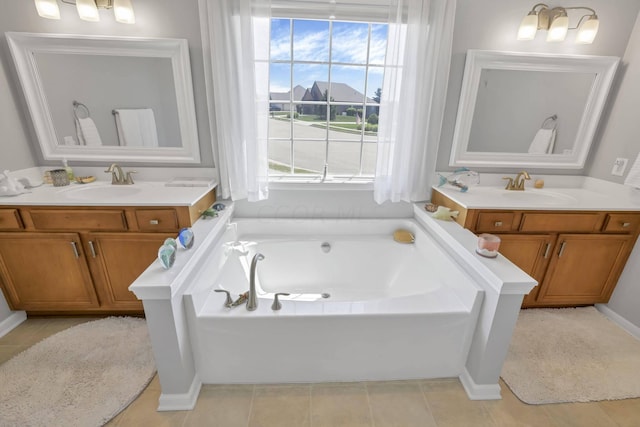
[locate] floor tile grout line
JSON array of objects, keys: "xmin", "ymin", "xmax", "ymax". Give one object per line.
[
  {"xmin": 364, "ymin": 382, "xmax": 376, "ymax": 427},
  {"xmin": 418, "ymin": 381, "xmax": 440, "ymax": 427},
  {"xmin": 245, "ymin": 384, "xmax": 256, "ymax": 427}
]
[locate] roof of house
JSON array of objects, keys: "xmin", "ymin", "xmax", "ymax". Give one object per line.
[
  {"xmin": 312, "ymin": 81, "xmax": 377, "ymax": 104},
  {"xmin": 270, "ymin": 85, "xmax": 307, "ymax": 102}
]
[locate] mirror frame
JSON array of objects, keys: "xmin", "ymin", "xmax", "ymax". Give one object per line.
[
  {"xmin": 6, "ymin": 32, "xmax": 201, "ymax": 164},
  {"xmin": 449, "ymin": 50, "xmax": 619, "ymax": 169}
]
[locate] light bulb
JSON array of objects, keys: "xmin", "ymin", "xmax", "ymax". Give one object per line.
[
  {"xmin": 76, "ymin": 0, "xmax": 100, "ymax": 22},
  {"xmin": 114, "ymin": 0, "xmax": 135, "ymax": 24},
  {"xmin": 547, "ymin": 14, "xmax": 569, "ymax": 42},
  {"xmin": 576, "ymin": 16, "xmax": 599, "ymax": 44},
  {"xmin": 34, "ymin": 0, "xmax": 60, "ymax": 20},
  {"xmin": 517, "ymin": 12, "xmax": 539, "ymax": 40}
]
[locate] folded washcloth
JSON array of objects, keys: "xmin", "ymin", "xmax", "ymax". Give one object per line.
[
  {"xmin": 114, "ymin": 108, "xmax": 159, "ymax": 147},
  {"xmin": 75, "ymin": 117, "xmax": 103, "ymax": 146},
  {"xmin": 528, "ymin": 128, "xmax": 556, "ymax": 154}
]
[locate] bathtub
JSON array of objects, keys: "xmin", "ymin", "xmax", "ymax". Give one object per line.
[{"xmin": 184, "ymin": 218, "xmax": 484, "ymax": 384}]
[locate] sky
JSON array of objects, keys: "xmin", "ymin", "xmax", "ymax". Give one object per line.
[{"xmin": 269, "ymin": 19, "xmax": 388, "ymax": 99}]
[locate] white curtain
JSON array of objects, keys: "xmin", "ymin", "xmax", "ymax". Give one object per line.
[
  {"xmin": 374, "ymin": 0, "xmax": 456, "ymax": 203},
  {"xmin": 200, "ymin": 0, "xmax": 271, "ymax": 201}
]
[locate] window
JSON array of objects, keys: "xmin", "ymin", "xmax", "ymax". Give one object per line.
[{"xmin": 268, "ymin": 18, "xmax": 388, "ymax": 180}]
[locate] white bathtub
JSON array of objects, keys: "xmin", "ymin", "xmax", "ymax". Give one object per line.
[{"xmin": 184, "ymin": 218, "xmax": 484, "ymax": 384}]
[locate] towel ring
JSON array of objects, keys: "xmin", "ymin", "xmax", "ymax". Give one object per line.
[
  {"xmin": 73, "ymin": 101, "xmax": 90, "ymax": 120},
  {"xmin": 541, "ymin": 114, "xmax": 558, "ymax": 130}
]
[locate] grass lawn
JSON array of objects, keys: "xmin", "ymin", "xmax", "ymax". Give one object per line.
[{"xmin": 297, "ymin": 114, "xmax": 358, "ymax": 123}]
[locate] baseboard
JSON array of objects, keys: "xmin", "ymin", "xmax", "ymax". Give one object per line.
[
  {"xmin": 157, "ymin": 376, "xmax": 202, "ymax": 411},
  {"xmin": 596, "ymin": 304, "xmax": 640, "ymax": 340},
  {"xmin": 0, "ymin": 311, "xmax": 27, "ymax": 339},
  {"xmin": 459, "ymin": 368, "xmax": 502, "ymax": 400}
]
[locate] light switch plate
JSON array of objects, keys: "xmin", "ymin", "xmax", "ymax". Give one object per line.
[{"xmin": 611, "ymin": 158, "xmax": 629, "ymax": 176}]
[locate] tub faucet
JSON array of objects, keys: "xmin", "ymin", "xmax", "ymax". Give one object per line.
[
  {"xmin": 104, "ymin": 163, "xmax": 136, "ymax": 185},
  {"xmin": 247, "ymin": 253, "xmax": 265, "ymax": 311},
  {"xmin": 503, "ymin": 171, "xmax": 530, "ymax": 191}
]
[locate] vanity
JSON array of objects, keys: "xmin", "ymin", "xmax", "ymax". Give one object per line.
[
  {"xmin": 432, "ymin": 178, "xmax": 640, "ymax": 308},
  {"xmin": 0, "ymin": 181, "xmax": 216, "ymax": 314}
]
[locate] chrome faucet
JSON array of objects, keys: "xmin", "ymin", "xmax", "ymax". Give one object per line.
[
  {"xmin": 104, "ymin": 163, "xmax": 136, "ymax": 185},
  {"xmin": 503, "ymin": 171, "xmax": 531, "ymax": 191},
  {"xmin": 247, "ymin": 253, "xmax": 265, "ymax": 311}
]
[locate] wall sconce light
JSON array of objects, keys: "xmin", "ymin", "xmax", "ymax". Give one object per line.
[
  {"xmin": 34, "ymin": 0, "xmax": 135, "ymax": 24},
  {"xmin": 517, "ymin": 3, "xmax": 599, "ymax": 44}
]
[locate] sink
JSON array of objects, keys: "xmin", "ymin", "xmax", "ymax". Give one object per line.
[
  {"xmin": 61, "ymin": 184, "xmax": 142, "ymax": 201},
  {"xmin": 500, "ymin": 190, "xmax": 577, "ymax": 205}
]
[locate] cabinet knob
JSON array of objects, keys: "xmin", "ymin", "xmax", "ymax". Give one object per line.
[
  {"xmin": 149, "ymin": 219, "xmax": 159, "ymax": 225},
  {"xmin": 494, "ymin": 221, "xmax": 503, "ymax": 227}
]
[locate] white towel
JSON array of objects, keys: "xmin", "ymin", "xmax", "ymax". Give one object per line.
[
  {"xmin": 114, "ymin": 109, "xmax": 159, "ymax": 147},
  {"xmin": 528, "ymin": 128, "xmax": 556, "ymax": 154},
  {"xmin": 75, "ymin": 117, "xmax": 103, "ymax": 146},
  {"xmin": 624, "ymin": 152, "xmax": 640, "ymax": 189}
]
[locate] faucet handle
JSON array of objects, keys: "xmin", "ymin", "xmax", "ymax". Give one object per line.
[
  {"xmin": 125, "ymin": 170, "xmax": 137, "ymax": 184},
  {"xmin": 271, "ymin": 293, "xmax": 290, "ymax": 311},
  {"xmin": 502, "ymin": 177, "xmax": 514, "ymax": 190},
  {"xmin": 214, "ymin": 289, "xmax": 233, "ymax": 308}
]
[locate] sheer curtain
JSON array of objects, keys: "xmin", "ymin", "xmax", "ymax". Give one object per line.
[
  {"xmin": 200, "ymin": 0, "xmax": 271, "ymax": 201},
  {"xmin": 374, "ymin": 0, "xmax": 456, "ymax": 203}
]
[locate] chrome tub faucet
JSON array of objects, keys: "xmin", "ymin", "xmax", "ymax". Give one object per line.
[{"xmin": 247, "ymin": 253, "xmax": 265, "ymax": 311}]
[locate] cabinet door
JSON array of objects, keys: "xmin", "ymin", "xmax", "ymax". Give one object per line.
[
  {"xmin": 537, "ymin": 234, "xmax": 633, "ymax": 305},
  {"xmin": 496, "ymin": 234, "xmax": 556, "ymax": 307},
  {"xmin": 0, "ymin": 232, "xmax": 99, "ymax": 310},
  {"xmin": 84, "ymin": 232, "xmax": 173, "ymax": 311}
]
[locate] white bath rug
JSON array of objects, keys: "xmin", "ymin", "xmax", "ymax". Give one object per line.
[
  {"xmin": 501, "ymin": 307, "xmax": 640, "ymax": 404},
  {"xmin": 0, "ymin": 317, "xmax": 156, "ymax": 426}
]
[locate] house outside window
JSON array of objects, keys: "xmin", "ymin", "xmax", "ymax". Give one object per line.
[{"xmin": 268, "ymin": 18, "xmax": 387, "ymax": 180}]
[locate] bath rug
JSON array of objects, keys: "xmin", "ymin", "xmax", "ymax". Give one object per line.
[
  {"xmin": 0, "ymin": 317, "xmax": 156, "ymax": 426},
  {"xmin": 501, "ymin": 307, "xmax": 640, "ymax": 404}
]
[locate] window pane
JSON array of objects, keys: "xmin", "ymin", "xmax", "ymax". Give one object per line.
[
  {"xmin": 328, "ymin": 141, "xmax": 363, "ymax": 175},
  {"xmin": 330, "ymin": 65, "xmax": 366, "ymax": 103},
  {"xmin": 331, "ymin": 22, "xmax": 369, "ymax": 64},
  {"xmin": 271, "ymin": 19, "xmax": 291, "ymax": 61},
  {"xmin": 293, "ymin": 140, "xmax": 326, "ymax": 174},
  {"xmin": 268, "ymin": 139, "xmax": 292, "ymax": 174},
  {"xmin": 269, "ymin": 113, "xmax": 291, "ymax": 139},
  {"xmin": 293, "ymin": 63, "xmax": 328, "ymax": 90},
  {"xmin": 370, "ymin": 24, "xmax": 388, "ymax": 65},
  {"xmin": 361, "ymin": 141, "xmax": 377, "ymax": 175},
  {"xmin": 270, "ymin": 63, "xmax": 291, "ymax": 95},
  {"xmin": 293, "ymin": 20, "xmax": 330, "ymax": 62}
]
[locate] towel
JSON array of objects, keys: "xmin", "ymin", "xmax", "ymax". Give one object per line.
[
  {"xmin": 114, "ymin": 109, "xmax": 159, "ymax": 147},
  {"xmin": 624, "ymin": 152, "xmax": 640, "ymax": 189},
  {"xmin": 528, "ymin": 128, "xmax": 556, "ymax": 154},
  {"xmin": 75, "ymin": 117, "xmax": 103, "ymax": 146}
]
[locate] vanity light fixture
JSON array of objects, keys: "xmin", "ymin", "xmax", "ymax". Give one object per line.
[
  {"xmin": 517, "ymin": 3, "xmax": 599, "ymax": 44},
  {"xmin": 34, "ymin": 0, "xmax": 135, "ymax": 24}
]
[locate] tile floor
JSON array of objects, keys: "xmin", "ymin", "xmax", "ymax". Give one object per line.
[{"xmin": 1, "ymin": 317, "xmax": 640, "ymax": 426}]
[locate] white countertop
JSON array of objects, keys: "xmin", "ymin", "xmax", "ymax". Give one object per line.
[
  {"xmin": 433, "ymin": 175, "xmax": 640, "ymax": 211},
  {"xmin": 0, "ymin": 179, "xmax": 216, "ymax": 207}
]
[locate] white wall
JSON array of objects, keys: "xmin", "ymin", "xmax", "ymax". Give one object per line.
[
  {"xmin": 589, "ymin": 13, "xmax": 640, "ymax": 328},
  {"xmin": 436, "ymin": 0, "xmax": 640, "ymax": 173},
  {"xmin": 0, "ymin": 0, "xmax": 215, "ymax": 167}
]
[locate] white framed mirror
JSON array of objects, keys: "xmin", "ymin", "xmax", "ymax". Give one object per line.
[
  {"xmin": 450, "ymin": 50, "xmax": 619, "ymax": 169},
  {"xmin": 6, "ymin": 32, "xmax": 201, "ymax": 164}
]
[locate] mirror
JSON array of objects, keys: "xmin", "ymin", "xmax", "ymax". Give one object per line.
[
  {"xmin": 6, "ymin": 32, "xmax": 200, "ymax": 164},
  {"xmin": 450, "ymin": 50, "xmax": 619, "ymax": 169}
]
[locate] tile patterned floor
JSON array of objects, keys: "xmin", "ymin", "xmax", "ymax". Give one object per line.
[{"xmin": 2, "ymin": 317, "xmax": 640, "ymax": 427}]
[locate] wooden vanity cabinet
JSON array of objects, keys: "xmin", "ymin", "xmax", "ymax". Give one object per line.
[
  {"xmin": 431, "ymin": 190, "xmax": 640, "ymax": 308},
  {"xmin": 0, "ymin": 189, "xmax": 215, "ymax": 314}
]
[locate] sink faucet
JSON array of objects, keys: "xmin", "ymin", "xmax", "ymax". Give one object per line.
[
  {"xmin": 503, "ymin": 171, "xmax": 531, "ymax": 191},
  {"xmin": 104, "ymin": 163, "xmax": 136, "ymax": 185},
  {"xmin": 247, "ymin": 253, "xmax": 265, "ymax": 311}
]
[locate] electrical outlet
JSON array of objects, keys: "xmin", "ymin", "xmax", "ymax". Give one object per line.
[{"xmin": 611, "ymin": 158, "xmax": 629, "ymax": 176}]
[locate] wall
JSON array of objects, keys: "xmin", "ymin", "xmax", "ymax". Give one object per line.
[
  {"xmin": 436, "ymin": 0, "xmax": 640, "ymax": 173},
  {"xmin": 590, "ymin": 13, "xmax": 640, "ymax": 328},
  {"xmin": 0, "ymin": 0, "xmax": 214, "ymax": 167}
]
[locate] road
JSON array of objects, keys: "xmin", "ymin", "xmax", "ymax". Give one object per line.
[{"xmin": 268, "ymin": 118, "xmax": 378, "ymax": 175}]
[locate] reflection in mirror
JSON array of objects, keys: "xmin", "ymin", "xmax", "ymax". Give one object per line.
[
  {"xmin": 450, "ymin": 50, "xmax": 619, "ymax": 169},
  {"xmin": 7, "ymin": 32, "xmax": 200, "ymax": 164}
]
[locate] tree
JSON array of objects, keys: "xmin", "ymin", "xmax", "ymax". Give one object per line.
[
  {"xmin": 318, "ymin": 89, "xmax": 336, "ymax": 120},
  {"xmin": 373, "ymin": 88, "xmax": 382, "ymax": 104}
]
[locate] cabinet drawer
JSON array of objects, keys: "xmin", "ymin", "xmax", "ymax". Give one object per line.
[
  {"xmin": 520, "ymin": 213, "xmax": 601, "ymax": 233},
  {"xmin": 29, "ymin": 209, "xmax": 127, "ymax": 231},
  {"xmin": 0, "ymin": 209, "xmax": 23, "ymax": 230},
  {"xmin": 135, "ymin": 209, "xmax": 179, "ymax": 232},
  {"xmin": 603, "ymin": 214, "xmax": 640, "ymax": 233},
  {"xmin": 476, "ymin": 212, "xmax": 516, "ymax": 232}
]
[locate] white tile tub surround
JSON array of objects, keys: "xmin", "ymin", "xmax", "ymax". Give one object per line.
[{"xmin": 130, "ymin": 205, "xmax": 534, "ymax": 411}]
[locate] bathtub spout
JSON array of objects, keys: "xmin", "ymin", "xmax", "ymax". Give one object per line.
[{"xmin": 247, "ymin": 253, "xmax": 265, "ymax": 311}]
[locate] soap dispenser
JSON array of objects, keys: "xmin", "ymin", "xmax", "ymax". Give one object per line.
[{"xmin": 62, "ymin": 159, "xmax": 74, "ymax": 181}]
